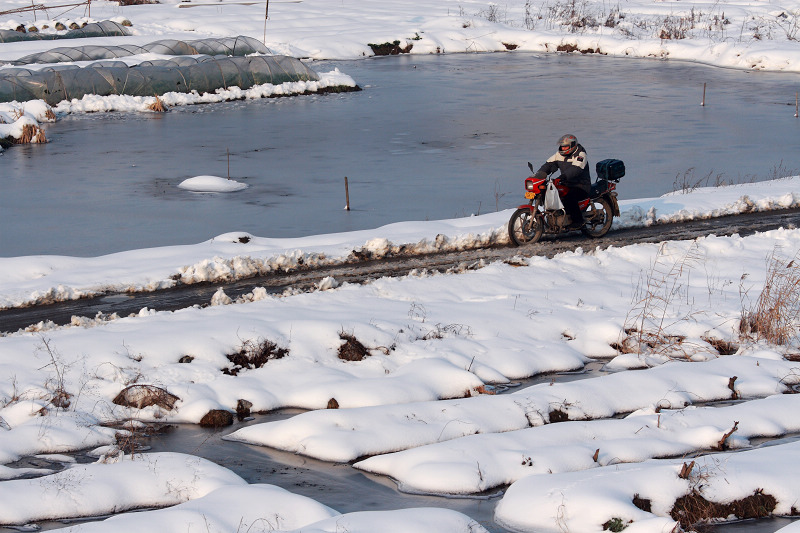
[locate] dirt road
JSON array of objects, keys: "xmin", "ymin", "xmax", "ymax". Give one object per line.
[{"xmin": 2, "ymin": 208, "xmax": 798, "ymax": 334}]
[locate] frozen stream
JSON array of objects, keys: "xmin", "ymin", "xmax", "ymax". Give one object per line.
[{"xmin": 1, "ymin": 52, "xmax": 799, "ymax": 257}]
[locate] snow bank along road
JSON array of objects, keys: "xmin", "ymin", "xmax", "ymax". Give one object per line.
[{"xmin": 2, "ymin": 207, "xmax": 799, "ymax": 335}]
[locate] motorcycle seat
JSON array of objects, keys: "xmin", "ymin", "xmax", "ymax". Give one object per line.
[{"xmin": 590, "ymin": 179, "xmax": 611, "ymax": 196}]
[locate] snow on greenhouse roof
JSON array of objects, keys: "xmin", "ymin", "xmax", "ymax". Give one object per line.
[
  {"xmin": 10, "ymin": 35, "xmax": 271, "ymax": 65},
  {"xmin": 0, "ymin": 20, "xmax": 129, "ymax": 43},
  {"xmin": 0, "ymin": 54, "xmax": 319, "ymax": 105}
]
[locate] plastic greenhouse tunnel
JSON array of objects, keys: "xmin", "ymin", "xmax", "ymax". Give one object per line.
[{"xmin": 0, "ymin": 37, "xmax": 320, "ymax": 105}]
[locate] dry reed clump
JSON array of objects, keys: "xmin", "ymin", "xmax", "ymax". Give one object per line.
[
  {"xmin": 670, "ymin": 489, "xmax": 776, "ymax": 528},
  {"xmin": 147, "ymin": 95, "xmax": 168, "ymax": 112},
  {"xmin": 224, "ymin": 338, "xmax": 289, "ymax": 375},
  {"xmin": 14, "ymin": 124, "xmax": 46, "ymax": 144},
  {"xmin": 740, "ymin": 251, "xmax": 800, "ymax": 345}
]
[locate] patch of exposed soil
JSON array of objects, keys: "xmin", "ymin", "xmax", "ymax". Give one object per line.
[
  {"xmin": 338, "ymin": 332, "xmax": 370, "ymax": 361},
  {"xmin": 369, "ymin": 40, "xmax": 413, "ymax": 55}
]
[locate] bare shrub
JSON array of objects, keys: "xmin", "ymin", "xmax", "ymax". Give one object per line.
[
  {"xmin": 659, "ymin": 14, "xmax": 691, "ymax": 39},
  {"xmin": 478, "ymin": 3, "xmax": 502, "ymax": 23},
  {"xmin": 740, "ymin": 251, "xmax": 800, "ymax": 345},
  {"xmin": 546, "ymin": 0, "xmax": 599, "ymax": 32},
  {"xmin": 37, "ymin": 336, "xmax": 71, "ymax": 409}
]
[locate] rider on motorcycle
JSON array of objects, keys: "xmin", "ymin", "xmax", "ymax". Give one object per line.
[{"xmin": 533, "ymin": 134, "xmax": 591, "ymax": 230}]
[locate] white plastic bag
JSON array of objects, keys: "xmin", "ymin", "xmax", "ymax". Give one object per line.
[{"xmin": 544, "ymin": 181, "xmax": 565, "ymax": 211}]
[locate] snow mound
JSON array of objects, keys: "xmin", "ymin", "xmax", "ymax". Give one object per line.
[{"xmin": 178, "ymin": 175, "xmax": 248, "ymax": 193}]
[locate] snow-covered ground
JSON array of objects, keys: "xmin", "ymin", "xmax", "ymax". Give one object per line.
[
  {"xmin": 2, "ymin": 0, "xmax": 800, "ymax": 71},
  {"xmin": 3, "ymin": 0, "xmax": 800, "ymax": 531},
  {"xmin": 1, "ymin": 177, "xmax": 799, "ymax": 311},
  {"xmin": 2, "ymin": 179, "xmax": 800, "ymax": 531}
]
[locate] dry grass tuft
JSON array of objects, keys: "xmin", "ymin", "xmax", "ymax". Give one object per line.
[
  {"xmin": 619, "ymin": 243, "xmax": 704, "ymax": 358},
  {"xmin": 740, "ymin": 251, "xmax": 800, "ymax": 345},
  {"xmin": 147, "ymin": 95, "xmax": 168, "ymax": 112},
  {"xmin": 670, "ymin": 489, "xmax": 776, "ymax": 529},
  {"xmin": 15, "ymin": 124, "xmax": 46, "ymax": 144}
]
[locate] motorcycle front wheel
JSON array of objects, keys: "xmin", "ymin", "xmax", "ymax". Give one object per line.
[
  {"xmin": 508, "ymin": 208, "xmax": 544, "ymax": 246},
  {"xmin": 580, "ymin": 197, "xmax": 613, "ymax": 238}
]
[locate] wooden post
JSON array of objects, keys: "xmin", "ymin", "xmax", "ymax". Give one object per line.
[
  {"xmin": 701, "ymin": 82, "xmax": 706, "ymax": 106},
  {"xmin": 227, "ymin": 148, "xmax": 230, "ymax": 179},
  {"xmin": 264, "ymin": 0, "xmax": 269, "ymax": 46},
  {"xmin": 344, "ymin": 176, "xmax": 350, "ymax": 211}
]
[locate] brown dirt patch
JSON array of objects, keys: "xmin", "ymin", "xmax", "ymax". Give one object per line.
[
  {"xmin": 548, "ymin": 408, "xmax": 570, "ymax": 423},
  {"xmin": 224, "ymin": 338, "xmax": 289, "ymax": 375},
  {"xmin": 556, "ymin": 43, "xmax": 603, "ymax": 54},
  {"xmin": 338, "ymin": 332, "xmax": 370, "ymax": 361},
  {"xmin": 199, "ymin": 409, "xmax": 234, "ymax": 427},
  {"xmin": 369, "ymin": 40, "xmax": 413, "ymax": 55},
  {"xmin": 113, "ymin": 384, "xmax": 179, "ymax": 410}
]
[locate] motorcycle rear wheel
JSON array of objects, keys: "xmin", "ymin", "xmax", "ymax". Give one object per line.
[
  {"xmin": 508, "ymin": 208, "xmax": 544, "ymax": 246},
  {"xmin": 580, "ymin": 197, "xmax": 613, "ymax": 238}
]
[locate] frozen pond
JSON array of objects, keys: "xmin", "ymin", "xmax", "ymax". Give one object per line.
[{"xmin": 1, "ymin": 52, "xmax": 799, "ymax": 257}]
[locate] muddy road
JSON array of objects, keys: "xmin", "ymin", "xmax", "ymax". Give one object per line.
[{"xmin": 2, "ymin": 208, "xmax": 799, "ymax": 334}]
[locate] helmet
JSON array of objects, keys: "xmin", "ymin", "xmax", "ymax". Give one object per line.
[{"xmin": 558, "ymin": 134, "xmax": 578, "ymax": 156}]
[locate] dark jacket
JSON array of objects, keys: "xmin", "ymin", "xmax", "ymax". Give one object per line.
[{"xmin": 536, "ymin": 143, "xmax": 591, "ymax": 193}]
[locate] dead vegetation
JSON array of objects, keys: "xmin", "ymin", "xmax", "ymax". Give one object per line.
[
  {"xmin": 338, "ymin": 331, "xmax": 370, "ymax": 361},
  {"xmin": 147, "ymin": 95, "xmax": 168, "ymax": 112},
  {"xmin": 740, "ymin": 250, "xmax": 800, "ymax": 345},
  {"xmin": 14, "ymin": 124, "xmax": 47, "ymax": 144},
  {"xmin": 224, "ymin": 337, "xmax": 289, "ymax": 375},
  {"xmin": 556, "ymin": 43, "xmax": 603, "ymax": 53},
  {"xmin": 368, "ymin": 40, "xmax": 413, "ymax": 55},
  {"xmin": 615, "ymin": 243, "xmax": 711, "ymax": 359},
  {"xmin": 418, "ymin": 323, "xmax": 472, "ymax": 340},
  {"xmin": 337, "ymin": 330, "xmax": 395, "ymax": 361},
  {"xmin": 671, "ymin": 489, "xmax": 776, "ymax": 528}
]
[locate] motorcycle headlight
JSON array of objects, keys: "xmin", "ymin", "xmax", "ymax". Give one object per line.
[{"xmin": 525, "ymin": 181, "xmax": 535, "ymax": 191}]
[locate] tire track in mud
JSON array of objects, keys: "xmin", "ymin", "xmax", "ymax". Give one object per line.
[{"xmin": 2, "ymin": 208, "xmax": 799, "ymax": 334}]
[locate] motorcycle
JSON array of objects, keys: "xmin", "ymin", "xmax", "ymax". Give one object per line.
[{"xmin": 507, "ymin": 158, "xmax": 625, "ymax": 246}]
